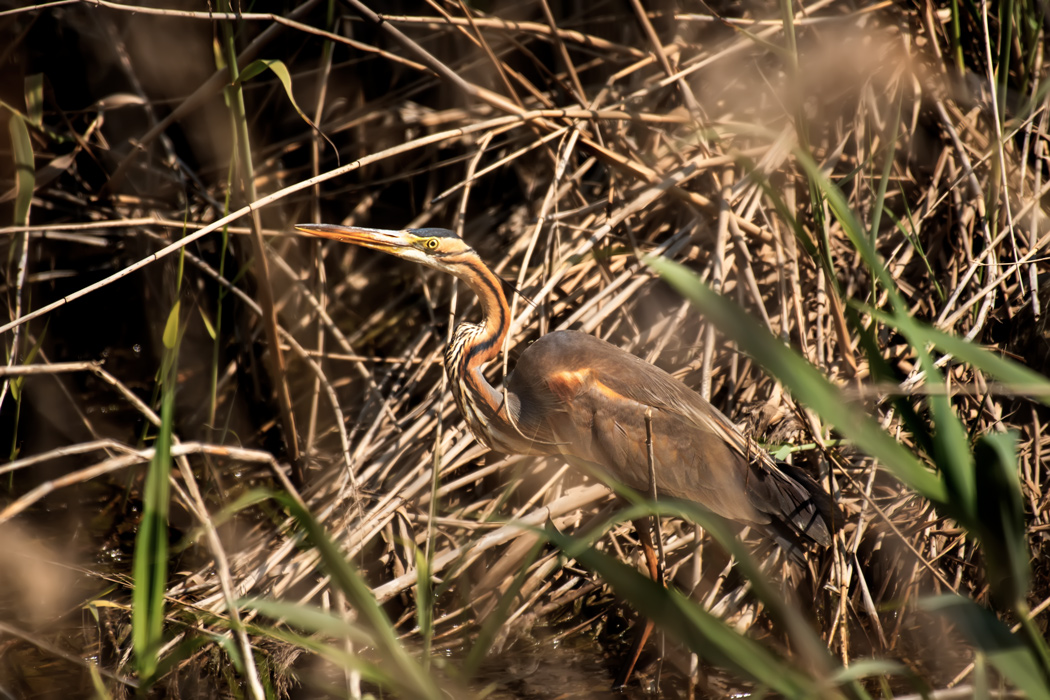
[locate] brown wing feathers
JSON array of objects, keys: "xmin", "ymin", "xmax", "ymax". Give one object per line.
[{"xmin": 510, "ymin": 330, "xmax": 836, "ymax": 560}]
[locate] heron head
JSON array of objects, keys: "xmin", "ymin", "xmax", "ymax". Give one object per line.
[{"xmin": 294, "ymin": 224, "xmax": 478, "ymax": 276}]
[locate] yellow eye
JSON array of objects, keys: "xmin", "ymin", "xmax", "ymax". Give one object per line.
[{"xmin": 425, "ymin": 238, "xmax": 439, "ymax": 250}]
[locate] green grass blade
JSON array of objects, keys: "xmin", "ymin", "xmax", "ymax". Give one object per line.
[
  {"xmin": 794, "ymin": 150, "xmax": 905, "ymax": 314},
  {"xmin": 9, "ymin": 321, "xmax": 46, "ymax": 405},
  {"xmin": 973, "ymin": 433, "xmax": 1031, "ymax": 608},
  {"xmin": 909, "ymin": 337, "xmax": 977, "ymax": 520},
  {"xmin": 132, "ymin": 367, "xmax": 174, "ymax": 684},
  {"xmin": 867, "ymin": 88, "xmax": 902, "ymax": 243},
  {"xmin": 611, "ymin": 499, "xmax": 838, "ymax": 670},
  {"xmin": 414, "ymin": 545, "xmax": 433, "ymax": 669},
  {"xmin": 865, "ymin": 306, "xmax": 1050, "ymax": 408},
  {"xmin": 88, "ymin": 663, "xmax": 116, "ymax": 700},
  {"xmin": 462, "ymin": 536, "xmax": 544, "ymax": 678},
  {"xmin": 7, "ymin": 110, "xmax": 34, "ymax": 226},
  {"xmin": 570, "ymin": 473, "xmax": 816, "ymax": 639},
  {"xmin": 855, "ymin": 302, "xmax": 1050, "ymax": 532},
  {"xmin": 132, "ymin": 299, "xmax": 182, "ymax": 687},
  {"xmin": 543, "ymin": 521, "xmax": 822, "ymax": 697},
  {"xmin": 827, "ymin": 658, "xmax": 910, "ymax": 689},
  {"xmin": 172, "ymin": 489, "xmax": 273, "ymax": 555},
  {"xmin": 883, "ymin": 207, "xmax": 944, "ymax": 302},
  {"xmin": 242, "ymin": 598, "xmax": 375, "ymax": 645},
  {"xmin": 272, "ymin": 492, "xmax": 444, "ymax": 700},
  {"xmin": 161, "ymin": 301, "xmax": 180, "ymax": 349},
  {"xmin": 241, "ymin": 600, "xmax": 402, "ymax": 690},
  {"xmin": 921, "ymin": 595, "xmax": 1050, "ymax": 700},
  {"xmin": 151, "ymin": 633, "xmax": 226, "ymax": 686},
  {"xmin": 645, "ymin": 255, "xmax": 947, "ymax": 503},
  {"xmin": 235, "ymin": 58, "xmax": 335, "ymax": 155},
  {"xmin": 847, "ymin": 308, "xmax": 935, "ymax": 459},
  {"xmin": 24, "ymin": 74, "xmax": 43, "ymax": 127}
]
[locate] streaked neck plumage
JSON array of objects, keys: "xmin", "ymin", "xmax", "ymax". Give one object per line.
[{"xmin": 441, "ymin": 252, "xmax": 525, "ymax": 453}]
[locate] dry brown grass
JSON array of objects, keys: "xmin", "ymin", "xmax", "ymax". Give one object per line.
[{"xmin": 1, "ymin": 0, "xmax": 1048, "ymax": 697}]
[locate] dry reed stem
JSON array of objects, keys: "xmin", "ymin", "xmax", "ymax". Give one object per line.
[{"xmin": 3, "ymin": 0, "xmax": 1049, "ymax": 694}]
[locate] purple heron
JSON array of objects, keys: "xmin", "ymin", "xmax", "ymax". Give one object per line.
[{"xmin": 295, "ymin": 223, "xmax": 836, "ymax": 681}]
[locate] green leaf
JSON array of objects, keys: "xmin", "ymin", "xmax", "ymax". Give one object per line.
[
  {"xmin": 162, "ymin": 301, "xmax": 180, "ymax": 350},
  {"xmin": 868, "ymin": 306, "xmax": 1050, "ymax": 409},
  {"xmin": 237, "ymin": 605, "xmax": 400, "ymax": 690},
  {"xmin": 7, "ymin": 111, "xmax": 34, "ymax": 226},
  {"xmin": 463, "ymin": 536, "xmax": 545, "ymax": 678},
  {"xmin": 234, "ymin": 59, "xmax": 335, "ymax": 155},
  {"xmin": 150, "ymin": 633, "xmax": 221, "ymax": 686},
  {"xmin": 542, "ymin": 520, "xmax": 820, "ymax": 696},
  {"xmin": 172, "ymin": 489, "xmax": 272, "ymax": 555},
  {"xmin": 88, "ymin": 664, "xmax": 113, "ymax": 700},
  {"xmin": 271, "ymin": 493, "xmax": 445, "ymax": 700},
  {"xmin": 846, "ymin": 307, "xmax": 933, "ymax": 458},
  {"xmin": 794, "ymin": 149, "xmax": 901, "ymax": 308},
  {"xmin": 24, "ymin": 74, "xmax": 43, "ymax": 127},
  {"xmin": 911, "ymin": 338, "xmax": 976, "ymax": 521},
  {"xmin": 973, "ymin": 432, "xmax": 1030, "ymax": 608},
  {"xmin": 243, "ymin": 598, "xmax": 374, "ymax": 644},
  {"xmin": 10, "ymin": 322, "xmax": 47, "ymax": 402},
  {"xmin": 826, "ymin": 658, "xmax": 907, "ymax": 684},
  {"xmin": 198, "ymin": 307, "xmax": 216, "ymax": 340},
  {"xmin": 645, "ymin": 256, "xmax": 947, "ymax": 503},
  {"xmin": 414, "ymin": 545, "xmax": 434, "ymax": 667},
  {"xmin": 866, "ymin": 85, "xmax": 903, "ymax": 244},
  {"xmin": 921, "ymin": 595, "xmax": 1050, "ymax": 700},
  {"xmin": 132, "ymin": 378, "xmax": 174, "ymax": 685}
]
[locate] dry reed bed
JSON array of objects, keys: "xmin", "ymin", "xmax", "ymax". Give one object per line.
[{"xmin": 1, "ymin": 0, "xmax": 1048, "ymax": 696}]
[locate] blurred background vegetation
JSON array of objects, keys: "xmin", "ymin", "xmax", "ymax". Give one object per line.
[{"xmin": 1, "ymin": 0, "xmax": 1049, "ymax": 698}]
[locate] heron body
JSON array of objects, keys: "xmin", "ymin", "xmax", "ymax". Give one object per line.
[{"xmin": 296, "ymin": 224, "xmax": 834, "ymax": 558}]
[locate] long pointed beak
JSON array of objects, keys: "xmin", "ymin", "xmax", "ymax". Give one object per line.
[{"xmin": 294, "ymin": 223, "xmax": 416, "ymax": 253}]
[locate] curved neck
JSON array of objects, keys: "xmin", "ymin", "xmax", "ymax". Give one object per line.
[
  {"xmin": 443, "ymin": 256, "xmax": 513, "ymax": 445},
  {"xmin": 455, "ymin": 256, "xmax": 509, "ymax": 365}
]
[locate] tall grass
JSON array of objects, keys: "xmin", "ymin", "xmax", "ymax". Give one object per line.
[
  {"xmin": 132, "ymin": 301, "xmax": 179, "ymax": 687},
  {"xmin": 3, "ymin": 0, "xmax": 1049, "ymax": 697}
]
